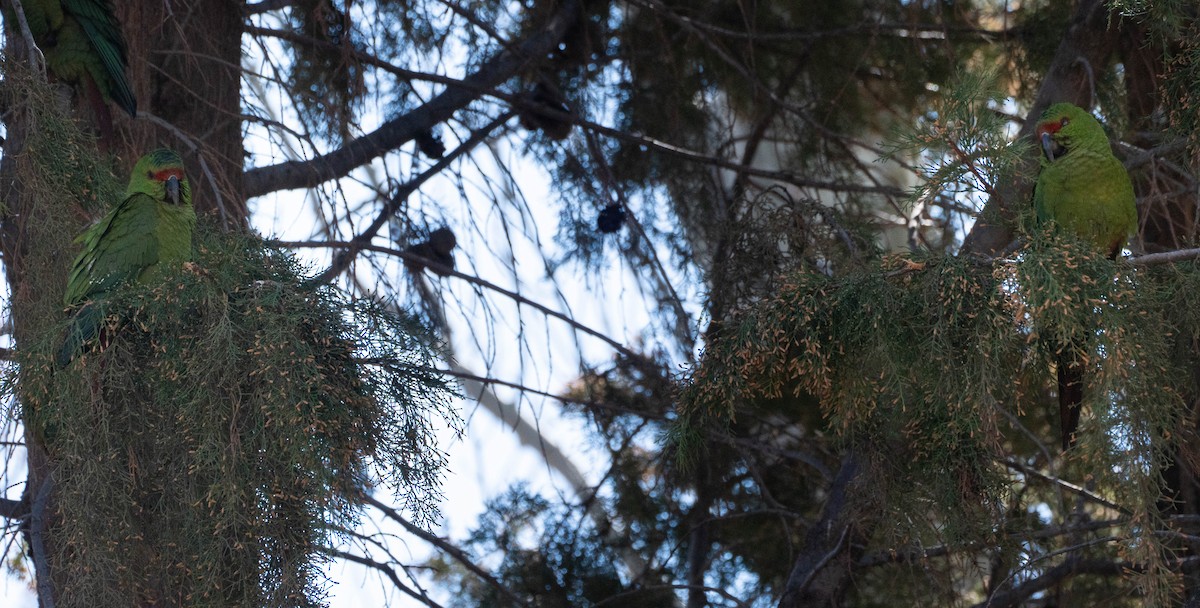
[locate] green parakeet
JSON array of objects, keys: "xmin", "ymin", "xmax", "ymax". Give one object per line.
[
  {"xmin": 1032, "ymin": 102, "xmax": 1137, "ymax": 450},
  {"xmin": 17, "ymin": 0, "xmax": 136, "ymax": 118},
  {"xmin": 59, "ymin": 149, "xmax": 195, "ymax": 366}
]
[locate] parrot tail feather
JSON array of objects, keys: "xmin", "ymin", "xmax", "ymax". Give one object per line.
[
  {"xmin": 57, "ymin": 304, "xmax": 104, "ymax": 367},
  {"xmin": 1058, "ymin": 354, "xmax": 1084, "ymax": 451}
]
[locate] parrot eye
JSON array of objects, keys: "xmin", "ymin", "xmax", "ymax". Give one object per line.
[
  {"xmin": 147, "ymin": 171, "xmax": 154, "ymax": 179},
  {"xmin": 1060, "ymin": 117, "xmax": 1069, "ymax": 127}
]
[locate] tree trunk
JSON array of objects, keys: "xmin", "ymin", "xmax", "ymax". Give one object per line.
[
  {"xmin": 4, "ymin": 3, "xmax": 246, "ymax": 606},
  {"xmin": 117, "ymin": 1, "xmax": 246, "ymax": 223}
]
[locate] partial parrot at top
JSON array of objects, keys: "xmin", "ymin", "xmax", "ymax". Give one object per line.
[{"xmin": 16, "ymin": 0, "xmax": 137, "ymax": 118}]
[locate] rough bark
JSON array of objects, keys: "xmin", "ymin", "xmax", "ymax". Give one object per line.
[
  {"xmin": 778, "ymin": 452, "xmax": 874, "ymax": 608},
  {"xmin": 117, "ymin": 1, "xmax": 246, "ymax": 224}
]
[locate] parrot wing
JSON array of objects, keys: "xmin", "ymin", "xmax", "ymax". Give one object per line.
[
  {"xmin": 58, "ymin": 192, "xmax": 160, "ymax": 366},
  {"xmin": 64, "ymin": 192, "xmax": 161, "ymax": 307},
  {"xmin": 57, "ymin": 302, "xmax": 104, "ymax": 367},
  {"xmin": 62, "ymin": 0, "xmax": 135, "ymax": 116}
]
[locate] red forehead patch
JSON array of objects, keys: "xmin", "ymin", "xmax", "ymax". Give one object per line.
[
  {"xmin": 153, "ymin": 168, "xmax": 184, "ymax": 181},
  {"xmin": 1037, "ymin": 114, "xmax": 1071, "ymax": 137},
  {"xmin": 1037, "ymin": 121, "xmax": 1062, "ymax": 136}
]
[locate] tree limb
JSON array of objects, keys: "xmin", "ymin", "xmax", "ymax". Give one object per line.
[
  {"xmin": 362, "ymin": 493, "xmax": 532, "ymax": 608},
  {"xmin": 0, "ymin": 497, "xmax": 24, "ymax": 519},
  {"xmin": 242, "ymin": 0, "xmax": 581, "ymax": 198},
  {"xmin": 975, "ymin": 557, "xmax": 1129, "ymax": 608},
  {"xmin": 1131, "ymin": 246, "xmax": 1200, "ymax": 266},
  {"xmin": 778, "ymin": 451, "xmax": 873, "ymax": 608}
]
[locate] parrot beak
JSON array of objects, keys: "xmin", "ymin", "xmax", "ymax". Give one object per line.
[
  {"xmin": 1040, "ymin": 131, "xmax": 1056, "ymax": 162},
  {"xmin": 165, "ymin": 175, "xmax": 181, "ymax": 205}
]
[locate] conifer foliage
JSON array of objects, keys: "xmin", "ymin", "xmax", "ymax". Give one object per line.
[
  {"xmin": 20, "ymin": 228, "xmax": 455, "ymax": 608},
  {"xmin": 9, "ymin": 1, "xmax": 1200, "ymax": 606},
  {"xmin": 3, "ymin": 68, "xmax": 455, "ymax": 606}
]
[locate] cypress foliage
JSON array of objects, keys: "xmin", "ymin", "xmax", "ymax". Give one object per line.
[
  {"xmin": 677, "ymin": 234, "xmax": 1196, "ymax": 603},
  {"xmin": 3, "ymin": 63, "xmax": 456, "ymax": 608},
  {"xmin": 18, "ymin": 228, "xmax": 455, "ymax": 607}
]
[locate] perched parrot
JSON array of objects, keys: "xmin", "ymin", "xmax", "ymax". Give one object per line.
[
  {"xmin": 58, "ymin": 148, "xmax": 195, "ymax": 366},
  {"xmin": 16, "ymin": 0, "xmax": 137, "ymax": 119},
  {"xmin": 1032, "ymin": 102, "xmax": 1137, "ymax": 450}
]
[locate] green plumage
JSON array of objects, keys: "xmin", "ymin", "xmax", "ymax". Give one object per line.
[
  {"xmin": 1032, "ymin": 102, "xmax": 1137, "ymax": 450},
  {"xmin": 17, "ymin": 0, "xmax": 136, "ymax": 117},
  {"xmin": 59, "ymin": 149, "xmax": 195, "ymax": 365},
  {"xmin": 1033, "ymin": 103, "xmax": 1137, "ymax": 257}
]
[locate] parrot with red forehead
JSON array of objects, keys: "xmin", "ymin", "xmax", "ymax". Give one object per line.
[
  {"xmin": 1032, "ymin": 102, "xmax": 1137, "ymax": 449},
  {"xmin": 58, "ymin": 149, "xmax": 195, "ymax": 365}
]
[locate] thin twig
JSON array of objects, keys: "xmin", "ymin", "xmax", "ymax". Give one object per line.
[
  {"xmin": 276, "ymin": 239, "xmax": 640, "ymax": 360},
  {"xmin": 362, "ymin": 493, "xmax": 533, "ymax": 608},
  {"xmin": 1000, "ymin": 459, "xmax": 1129, "ymax": 515},
  {"xmin": 366, "ymin": 361, "xmax": 669, "ymax": 421},
  {"xmin": 309, "ymin": 112, "xmax": 513, "ymax": 284},
  {"xmin": 324, "ymin": 548, "xmax": 446, "ymax": 608},
  {"xmin": 795, "ymin": 525, "xmax": 851, "ymax": 596},
  {"xmin": 8, "ymin": 0, "xmax": 45, "ymax": 78}
]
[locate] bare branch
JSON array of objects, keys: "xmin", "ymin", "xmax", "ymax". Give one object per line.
[
  {"xmin": 1000, "ymin": 459, "xmax": 1130, "ymax": 515},
  {"xmin": 275, "ymin": 240, "xmax": 640, "ymax": 359},
  {"xmin": 0, "ymin": 497, "xmax": 23, "ymax": 519},
  {"xmin": 325, "ymin": 547, "xmax": 447, "ymax": 608},
  {"xmin": 6, "ymin": 0, "xmax": 45, "ymax": 77},
  {"xmin": 857, "ymin": 518, "xmax": 1127, "ymax": 568},
  {"xmin": 390, "ymin": 363, "xmax": 669, "ymax": 421},
  {"xmin": 242, "ymin": 0, "xmax": 582, "ymax": 197},
  {"xmin": 1130, "ymin": 247, "xmax": 1200, "ymax": 266},
  {"xmin": 308, "ymin": 111, "xmax": 514, "ymax": 284},
  {"xmin": 974, "ymin": 558, "xmax": 1130, "ymax": 608},
  {"xmin": 245, "ymin": 25, "xmax": 470, "ymax": 87},
  {"xmin": 362, "ymin": 493, "xmax": 532, "ymax": 608}
]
